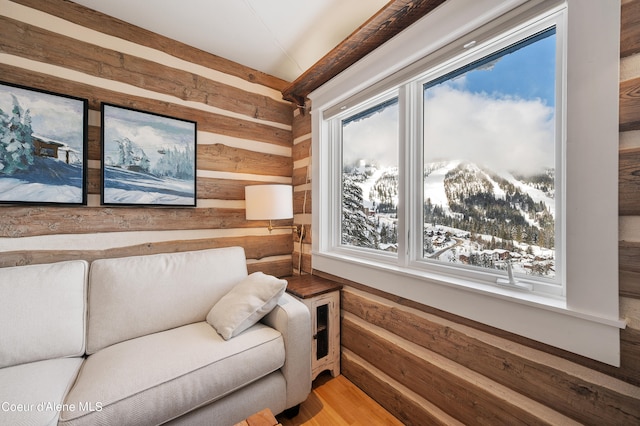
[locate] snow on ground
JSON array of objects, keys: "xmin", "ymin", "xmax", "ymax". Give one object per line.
[
  {"xmin": 359, "ymin": 167, "xmax": 386, "ymax": 209},
  {"xmin": 423, "ymin": 161, "xmax": 459, "ymax": 215},
  {"xmin": 484, "ymin": 171, "xmax": 506, "ymax": 200},
  {"xmin": 503, "ymin": 171, "xmax": 555, "ymax": 218},
  {"xmin": 103, "ymin": 166, "xmax": 194, "ymax": 205},
  {"xmin": 0, "ymin": 177, "xmax": 82, "ymax": 202},
  {"xmin": 103, "ymin": 188, "xmax": 193, "ymax": 205},
  {"xmin": 0, "ymin": 157, "xmax": 84, "ymax": 203}
]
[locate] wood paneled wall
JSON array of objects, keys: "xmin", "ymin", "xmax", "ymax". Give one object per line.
[
  {"xmin": 292, "ymin": 106, "xmax": 312, "ymax": 274},
  {"xmin": 291, "ymin": 0, "xmax": 640, "ymax": 424},
  {"xmin": 0, "ymin": 0, "xmax": 297, "ymax": 276}
]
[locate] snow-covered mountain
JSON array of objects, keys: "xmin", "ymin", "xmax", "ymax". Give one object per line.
[
  {"xmin": 343, "ymin": 160, "xmax": 556, "ymax": 278},
  {"xmin": 430, "ymin": 160, "xmax": 554, "ymax": 233}
]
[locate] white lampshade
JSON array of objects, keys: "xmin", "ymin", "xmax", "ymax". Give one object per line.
[{"xmin": 245, "ymin": 184, "xmax": 293, "ymax": 220}]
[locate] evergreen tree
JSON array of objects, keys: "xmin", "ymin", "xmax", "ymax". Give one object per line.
[
  {"xmin": 115, "ymin": 137, "xmax": 150, "ymax": 172},
  {"xmin": 0, "ymin": 95, "xmax": 35, "ymax": 175},
  {"xmin": 342, "ymin": 173, "xmax": 378, "ymax": 249}
]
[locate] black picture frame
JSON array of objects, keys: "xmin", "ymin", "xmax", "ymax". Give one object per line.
[
  {"xmin": 0, "ymin": 81, "xmax": 88, "ymax": 205},
  {"xmin": 101, "ymin": 103, "xmax": 197, "ymax": 207}
]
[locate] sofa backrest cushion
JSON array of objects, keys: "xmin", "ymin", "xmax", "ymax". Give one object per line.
[
  {"xmin": 0, "ymin": 260, "xmax": 88, "ymax": 368},
  {"xmin": 86, "ymin": 247, "xmax": 248, "ymax": 354}
]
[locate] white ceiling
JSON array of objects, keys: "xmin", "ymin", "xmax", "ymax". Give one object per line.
[{"xmin": 72, "ymin": 0, "xmax": 388, "ymax": 83}]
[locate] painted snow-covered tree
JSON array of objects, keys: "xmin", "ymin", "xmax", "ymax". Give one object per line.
[
  {"xmin": 115, "ymin": 137, "xmax": 150, "ymax": 172},
  {"xmin": 0, "ymin": 95, "xmax": 35, "ymax": 175},
  {"xmin": 153, "ymin": 144, "xmax": 194, "ymax": 179}
]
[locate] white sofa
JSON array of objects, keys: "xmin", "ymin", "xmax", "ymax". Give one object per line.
[{"xmin": 0, "ymin": 247, "xmax": 311, "ymax": 426}]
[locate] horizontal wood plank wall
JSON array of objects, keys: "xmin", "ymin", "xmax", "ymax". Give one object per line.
[
  {"xmin": 0, "ymin": 0, "xmax": 296, "ymax": 277},
  {"xmin": 339, "ymin": 286, "xmax": 640, "ymax": 425},
  {"xmin": 292, "ymin": 107, "xmax": 312, "ymax": 274},
  {"xmin": 619, "ymin": 0, "xmax": 640, "ymax": 394},
  {"xmin": 309, "ymin": 1, "xmax": 640, "ymax": 425}
]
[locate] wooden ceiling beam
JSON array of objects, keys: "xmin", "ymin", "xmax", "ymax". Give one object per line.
[
  {"xmin": 621, "ymin": 0, "xmax": 640, "ymax": 58},
  {"xmin": 281, "ymin": 0, "xmax": 447, "ymax": 107}
]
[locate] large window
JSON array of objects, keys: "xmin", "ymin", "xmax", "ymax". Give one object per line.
[
  {"xmin": 341, "ymin": 96, "xmax": 399, "ymax": 253},
  {"xmin": 335, "ymin": 4, "xmax": 561, "ymax": 292},
  {"xmin": 420, "ymin": 26, "xmax": 558, "ymax": 287},
  {"xmin": 311, "ymin": 0, "xmax": 622, "ymax": 365}
]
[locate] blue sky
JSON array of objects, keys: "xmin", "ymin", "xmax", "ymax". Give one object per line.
[
  {"xmin": 460, "ymin": 30, "xmax": 556, "ymax": 107},
  {"xmin": 423, "ymin": 29, "xmax": 557, "ymax": 174}
]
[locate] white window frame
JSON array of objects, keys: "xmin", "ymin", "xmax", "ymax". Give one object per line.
[
  {"xmin": 310, "ymin": 0, "xmax": 624, "ymax": 366},
  {"xmin": 410, "ymin": 16, "xmax": 562, "ymax": 293},
  {"xmin": 335, "ymin": 89, "xmax": 400, "ymax": 259}
]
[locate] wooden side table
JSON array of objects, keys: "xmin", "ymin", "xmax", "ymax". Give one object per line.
[{"xmin": 285, "ymin": 275, "xmax": 342, "ymax": 380}]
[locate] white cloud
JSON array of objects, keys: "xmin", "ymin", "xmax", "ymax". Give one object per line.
[
  {"xmin": 342, "ymin": 104, "xmax": 399, "ymax": 168},
  {"xmin": 424, "ymin": 85, "xmax": 555, "ymax": 175},
  {"xmin": 340, "ymin": 85, "xmax": 555, "ymax": 176}
]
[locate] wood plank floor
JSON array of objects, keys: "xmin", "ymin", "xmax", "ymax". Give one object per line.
[{"xmin": 277, "ymin": 373, "xmax": 403, "ymax": 426}]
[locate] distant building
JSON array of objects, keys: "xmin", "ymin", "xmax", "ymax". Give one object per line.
[
  {"xmin": 32, "ymin": 134, "xmax": 75, "ymax": 164},
  {"xmin": 32, "ymin": 135, "xmax": 62, "ymax": 158}
]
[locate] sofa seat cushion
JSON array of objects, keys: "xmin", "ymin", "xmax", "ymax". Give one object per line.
[
  {"xmin": 59, "ymin": 321, "xmax": 285, "ymax": 426},
  {"xmin": 0, "ymin": 358, "xmax": 83, "ymax": 426}
]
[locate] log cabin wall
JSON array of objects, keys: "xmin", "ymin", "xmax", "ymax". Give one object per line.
[
  {"xmin": 292, "ymin": 106, "xmax": 312, "ymax": 274},
  {"xmin": 0, "ymin": 0, "xmax": 297, "ymax": 276},
  {"xmin": 292, "ymin": 1, "xmax": 640, "ymax": 424}
]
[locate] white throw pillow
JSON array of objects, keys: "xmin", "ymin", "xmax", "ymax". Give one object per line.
[{"xmin": 207, "ymin": 272, "xmax": 287, "ymax": 340}]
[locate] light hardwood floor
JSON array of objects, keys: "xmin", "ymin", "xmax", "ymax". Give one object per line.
[{"xmin": 277, "ymin": 373, "xmax": 403, "ymax": 426}]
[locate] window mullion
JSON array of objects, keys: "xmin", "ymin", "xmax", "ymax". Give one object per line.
[
  {"xmin": 404, "ymin": 81, "xmax": 424, "ymax": 267},
  {"xmin": 397, "ymin": 85, "xmax": 409, "ymax": 266},
  {"xmin": 329, "ymin": 118, "xmax": 342, "ymax": 251}
]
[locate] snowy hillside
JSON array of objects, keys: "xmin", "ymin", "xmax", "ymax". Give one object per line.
[
  {"xmin": 0, "ymin": 157, "xmax": 83, "ymax": 203},
  {"xmin": 342, "ymin": 160, "xmax": 556, "ymax": 278},
  {"xmin": 103, "ymin": 166, "xmax": 195, "ymax": 205}
]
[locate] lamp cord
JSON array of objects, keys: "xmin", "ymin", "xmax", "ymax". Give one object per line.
[{"xmin": 297, "ymin": 141, "xmax": 312, "ymax": 275}]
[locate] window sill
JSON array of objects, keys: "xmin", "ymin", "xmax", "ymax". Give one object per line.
[{"xmin": 313, "ymin": 251, "xmax": 626, "ymax": 366}]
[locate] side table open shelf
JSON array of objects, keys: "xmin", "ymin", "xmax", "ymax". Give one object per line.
[{"xmin": 285, "ymin": 275, "xmax": 342, "ymax": 380}]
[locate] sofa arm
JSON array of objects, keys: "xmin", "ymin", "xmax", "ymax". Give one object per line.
[{"xmin": 261, "ymin": 292, "xmax": 311, "ymax": 409}]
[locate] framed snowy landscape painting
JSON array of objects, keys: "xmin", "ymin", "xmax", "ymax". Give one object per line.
[
  {"xmin": 0, "ymin": 81, "xmax": 88, "ymax": 205},
  {"xmin": 101, "ymin": 103, "xmax": 197, "ymax": 207}
]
